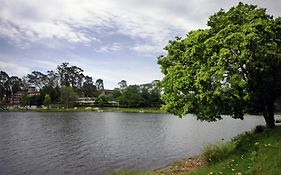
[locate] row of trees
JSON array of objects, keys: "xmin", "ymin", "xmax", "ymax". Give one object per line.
[
  {"xmin": 0, "ymin": 63, "xmax": 104, "ymax": 108},
  {"xmin": 95, "ymin": 80, "xmax": 162, "ymax": 108},
  {"xmin": 0, "ymin": 63, "xmax": 162, "ymax": 108}
]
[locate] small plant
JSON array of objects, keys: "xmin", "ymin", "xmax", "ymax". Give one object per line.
[{"xmin": 203, "ymin": 140, "xmax": 237, "ymax": 163}]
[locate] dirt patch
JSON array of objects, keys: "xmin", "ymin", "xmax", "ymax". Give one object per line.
[{"xmin": 156, "ymin": 156, "xmax": 207, "ymax": 175}]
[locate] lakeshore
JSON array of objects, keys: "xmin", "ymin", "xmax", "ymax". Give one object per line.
[
  {"xmin": 2, "ymin": 107, "xmax": 166, "ymax": 113},
  {"xmin": 115, "ymin": 125, "xmax": 281, "ymax": 175}
]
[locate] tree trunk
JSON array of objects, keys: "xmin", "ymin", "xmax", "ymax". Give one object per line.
[{"xmin": 262, "ymin": 99, "xmax": 275, "ymax": 128}]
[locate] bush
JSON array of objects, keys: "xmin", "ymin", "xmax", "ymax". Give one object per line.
[{"xmin": 203, "ymin": 140, "xmax": 237, "ymax": 163}]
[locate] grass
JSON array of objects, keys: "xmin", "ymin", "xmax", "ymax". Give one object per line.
[{"xmin": 203, "ymin": 140, "xmax": 237, "ymax": 163}]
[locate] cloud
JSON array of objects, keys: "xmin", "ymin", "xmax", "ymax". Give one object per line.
[
  {"xmin": 1, "ymin": 0, "xmax": 281, "ymax": 52},
  {"xmin": 0, "ymin": 59, "xmax": 31, "ymax": 77},
  {"xmin": 97, "ymin": 42, "xmax": 122, "ymax": 53}
]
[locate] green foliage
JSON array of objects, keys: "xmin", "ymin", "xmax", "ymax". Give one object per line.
[
  {"xmin": 82, "ymin": 76, "xmax": 97, "ymax": 97},
  {"xmin": 43, "ymin": 94, "xmax": 51, "ymax": 109},
  {"xmin": 60, "ymin": 86, "xmax": 78, "ymax": 108},
  {"xmin": 40, "ymin": 85, "xmax": 60, "ymax": 103},
  {"xmin": 158, "ymin": 3, "xmax": 281, "ymax": 127},
  {"xmin": 119, "ymin": 85, "xmax": 143, "ymax": 107},
  {"xmin": 94, "ymin": 94, "xmax": 109, "ymax": 107},
  {"xmin": 20, "ymin": 92, "xmax": 29, "ymax": 106},
  {"xmin": 203, "ymin": 140, "xmax": 237, "ymax": 163}
]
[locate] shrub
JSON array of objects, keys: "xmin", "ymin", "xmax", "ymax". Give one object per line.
[{"xmin": 203, "ymin": 140, "xmax": 237, "ymax": 163}]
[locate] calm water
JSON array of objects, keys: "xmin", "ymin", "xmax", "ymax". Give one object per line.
[{"xmin": 0, "ymin": 112, "xmax": 264, "ymax": 175}]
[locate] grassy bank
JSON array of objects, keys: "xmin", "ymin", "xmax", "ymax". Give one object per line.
[
  {"xmin": 4, "ymin": 107, "xmax": 165, "ymax": 113},
  {"xmin": 114, "ymin": 125, "xmax": 281, "ymax": 175}
]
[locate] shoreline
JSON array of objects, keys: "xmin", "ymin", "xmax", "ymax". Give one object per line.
[{"xmin": 1, "ymin": 107, "xmax": 166, "ymax": 114}]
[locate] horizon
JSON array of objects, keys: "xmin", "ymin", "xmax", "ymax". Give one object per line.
[{"xmin": 1, "ymin": 0, "xmax": 281, "ymax": 89}]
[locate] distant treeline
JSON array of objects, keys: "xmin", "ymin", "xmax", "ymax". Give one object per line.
[{"xmin": 0, "ymin": 63, "xmax": 162, "ymax": 109}]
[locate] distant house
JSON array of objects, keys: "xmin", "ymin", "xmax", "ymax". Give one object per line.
[
  {"xmin": 9, "ymin": 86, "xmax": 40, "ymax": 105},
  {"xmin": 9, "ymin": 91, "xmax": 24, "ymax": 105},
  {"xmin": 76, "ymin": 97, "xmax": 95, "ymax": 105},
  {"xmin": 97, "ymin": 89, "xmax": 113, "ymax": 95},
  {"xmin": 27, "ymin": 86, "xmax": 40, "ymax": 97}
]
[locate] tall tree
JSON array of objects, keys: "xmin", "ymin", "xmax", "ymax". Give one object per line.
[
  {"xmin": 57, "ymin": 63, "xmax": 84, "ymax": 89},
  {"xmin": 46, "ymin": 70, "xmax": 59, "ymax": 87},
  {"xmin": 0, "ymin": 71, "xmax": 10, "ymax": 103},
  {"xmin": 158, "ymin": 3, "xmax": 281, "ymax": 128},
  {"xmin": 82, "ymin": 76, "xmax": 97, "ymax": 97},
  {"xmin": 7, "ymin": 76, "xmax": 23, "ymax": 94},
  {"xmin": 27, "ymin": 71, "xmax": 48, "ymax": 89},
  {"xmin": 118, "ymin": 80, "xmax": 127, "ymax": 89},
  {"xmin": 95, "ymin": 79, "xmax": 104, "ymax": 90}
]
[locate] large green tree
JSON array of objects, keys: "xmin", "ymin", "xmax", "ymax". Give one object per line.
[{"xmin": 158, "ymin": 3, "xmax": 281, "ymax": 128}]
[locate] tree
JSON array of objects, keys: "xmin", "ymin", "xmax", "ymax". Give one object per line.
[
  {"xmin": 43, "ymin": 94, "xmax": 51, "ymax": 109},
  {"xmin": 27, "ymin": 71, "xmax": 48, "ymax": 90},
  {"xmin": 46, "ymin": 70, "xmax": 59, "ymax": 87},
  {"xmin": 57, "ymin": 63, "xmax": 84, "ymax": 89},
  {"xmin": 95, "ymin": 79, "xmax": 104, "ymax": 90},
  {"xmin": 60, "ymin": 86, "xmax": 78, "ymax": 108},
  {"xmin": 40, "ymin": 85, "xmax": 60, "ymax": 103},
  {"xmin": 0, "ymin": 71, "xmax": 10, "ymax": 104},
  {"xmin": 158, "ymin": 3, "xmax": 281, "ymax": 128},
  {"xmin": 118, "ymin": 80, "xmax": 127, "ymax": 89},
  {"xmin": 119, "ymin": 85, "xmax": 142, "ymax": 107},
  {"xmin": 94, "ymin": 94, "xmax": 109, "ymax": 107},
  {"xmin": 82, "ymin": 76, "xmax": 97, "ymax": 97},
  {"xmin": 7, "ymin": 76, "xmax": 23, "ymax": 94}
]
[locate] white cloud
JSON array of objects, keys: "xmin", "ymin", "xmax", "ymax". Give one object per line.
[
  {"xmin": 97, "ymin": 42, "xmax": 122, "ymax": 53},
  {"xmin": 1, "ymin": 0, "xmax": 280, "ymax": 52},
  {"xmin": 0, "ymin": 59, "xmax": 31, "ymax": 77}
]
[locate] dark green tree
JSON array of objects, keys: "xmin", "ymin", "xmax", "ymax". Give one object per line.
[
  {"xmin": 40, "ymin": 85, "xmax": 60, "ymax": 103},
  {"xmin": 0, "ymin": 71, "xmax": 10, "ymax": 105},
  {"xmin": 95, "ymin": 79, "xmax": 104, "ymax": 91},
  {"xmin": 82, "ymin": 76, "xmax": 97, "ymax": 97},
  {"xmin": 119, "ymin": 85, "xmax": 142, "ymax": 107},
  {"xmin": 158, "ymin": 3, "xmax": 281, "ymax": 128}
]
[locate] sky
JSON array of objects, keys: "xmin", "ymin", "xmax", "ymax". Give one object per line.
[{"xmin": 0, "ymin": 0, "xmax": 281, "ymax": 89}]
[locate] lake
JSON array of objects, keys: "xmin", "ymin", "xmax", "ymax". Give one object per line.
[{"xmin": 0, "ymin": 112, "xmax": 264, "ymax": 175}]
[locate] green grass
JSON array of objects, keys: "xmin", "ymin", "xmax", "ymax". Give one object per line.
[{"xmin": 203, "ymin": 140, "xmax": 237, "ymax": 163}]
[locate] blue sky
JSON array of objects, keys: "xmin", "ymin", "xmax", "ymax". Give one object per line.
[{"xmin": 0, "ymin": 0, "xmax": 280, "ymax": 89}]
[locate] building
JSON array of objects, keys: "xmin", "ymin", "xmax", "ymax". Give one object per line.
[
  {"xmin": 9, "ymin": 86, "xmax": 40, "ymax": 105},
  {"xmin": 97, "ymin": 89, "xmax": 113, "ymax": 95}
]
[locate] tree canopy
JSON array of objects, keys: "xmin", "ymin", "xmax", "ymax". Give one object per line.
[{"xmin": 158, "ymin": 3, "xmax": 281, "ymax": 128}]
